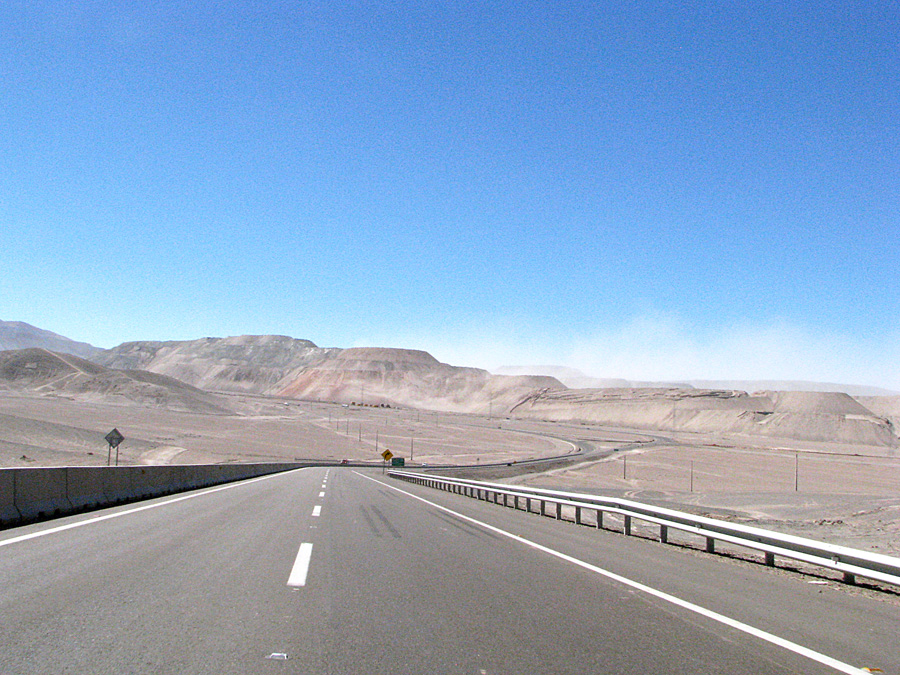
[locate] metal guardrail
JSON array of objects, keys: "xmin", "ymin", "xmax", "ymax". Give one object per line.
[{"xmin": 388, "ymin": 470, "xmax": 900, "ymax": 589}]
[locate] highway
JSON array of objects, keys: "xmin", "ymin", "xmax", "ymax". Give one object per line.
[{"xmin": 1, "ymin": 467, "xmax": 897, "ymax": 674}]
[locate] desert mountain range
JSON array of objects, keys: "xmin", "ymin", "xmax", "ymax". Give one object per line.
[{"xmin": 2, "ymin": 320, "xmax": 898, "ymax": 447}]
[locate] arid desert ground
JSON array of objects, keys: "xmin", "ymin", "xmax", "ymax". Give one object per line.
[{"xmin": 2, "ymin": 387, "xmax": 898, "ymax": 557}]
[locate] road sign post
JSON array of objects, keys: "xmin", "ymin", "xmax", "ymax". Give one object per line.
[
  {"xmin": 381, "ymin": 449, "xmax": 393, "ymax": 474},
  {"xmin": 105, "ymin": 428, "xmax": 125, "ymax": 466}
]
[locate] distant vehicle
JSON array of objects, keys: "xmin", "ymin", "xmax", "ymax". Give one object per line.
[{"xmin": 339, "ymin": 459, "xmax": 349, "ymax": 465}]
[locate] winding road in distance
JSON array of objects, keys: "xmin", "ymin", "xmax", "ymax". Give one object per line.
[{"xmin": 1, "ymin": 467, "xmax": 896, "ymax": 674}]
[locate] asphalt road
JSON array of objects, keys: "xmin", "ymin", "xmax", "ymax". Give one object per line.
[{"xmin": 1, "ymin": 467, "xmax": 896, "ymax": 674}]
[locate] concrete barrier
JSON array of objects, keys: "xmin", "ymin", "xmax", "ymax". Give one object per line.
[
  {"xmin": 100, "ymin": 467, "xmax": 134, "ymax": 504},
  {"xmin": 130, "ymin": 467, "xmax": 161, "ymax": 500},
  {"xmin": 65, "ymin": 467, "xmax": 108, "ymax": 511},
  {"xmin": 14, "ymin": 468, "xmax": 72, "ymax": 521},
  {"xmin": 0, "ymin": 470, "xmax": 20, "ymax": 525},
  {"xmin": 0, "ymin": 463, "xmax": 305, "ymax": 527}
]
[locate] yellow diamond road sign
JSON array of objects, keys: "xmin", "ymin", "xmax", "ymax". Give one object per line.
[{"xmin": 381, "ymin": 449, "xmax": 393, "ymax": 461}]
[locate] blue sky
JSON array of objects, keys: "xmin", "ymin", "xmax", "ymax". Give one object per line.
[{"xmin": 2, "ymin": 2, "xmax": 898, "ymax": 388}]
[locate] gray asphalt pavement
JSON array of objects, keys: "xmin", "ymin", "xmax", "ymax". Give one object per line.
[{"xmin": 1, "ymin": 467, "xmax": 896, "ymax": 674}]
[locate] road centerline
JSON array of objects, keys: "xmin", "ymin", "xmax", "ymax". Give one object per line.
[{"xmin": 287, "ymin": 542, "xmax": 313, "ymax": 587}]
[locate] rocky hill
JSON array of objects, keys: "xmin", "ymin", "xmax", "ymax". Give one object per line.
[
  {"xmin": 0, "ymin": 321, "xmax": 101, "ymax": 360},
  {"xmin": 276, "ymin": 347, "xmax": 563, "ymax": 413},
  {"xmin": 96, "ymin": 335, "xmax": 339, "ymax": 394},
  {"xmin": 0, "ymin": 348, "xmax": 229, "ymax": 413},
  {"xmin": 97, "ymin": 338, "xmax": 564, "ymax": 412},
  {"xmin": 509, "ymin": 388, "xmax": 898, "ymax": 446}
]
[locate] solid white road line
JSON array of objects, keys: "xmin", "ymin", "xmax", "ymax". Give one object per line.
[
  {"xmin": 312, "ymin": 505, "xmax": 322, "ymax": 517},
  {"xmin": 288, "ymin": 542, "xmax": 313, "ymax": 587},
  {"xmin": 0, "ymin": 468, "xmax": 311, "ymax": 549},
  {"xmin": 356, "ymin": 472, "xmax": 870, "ymax": 675}
]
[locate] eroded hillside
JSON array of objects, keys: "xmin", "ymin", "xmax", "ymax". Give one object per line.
[
  {"xmin": 510, "ymin": 387, "xmax": 898, "ymax": 447},
  {"xmin": 0, "ymin": 348, "xmax": 229, "ymax": 413}
]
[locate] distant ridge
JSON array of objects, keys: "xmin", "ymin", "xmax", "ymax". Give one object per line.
[
  {"xmin": 494, "ymin": 365, "xmax": 897, "ymax": 397},
  {"xmin": 276, "ymin": 347, "xmax": 564, "ymax": 413},
  {"xmin": 100, "ymin": 339, "xmax": 565, "ymax": 413},
  {"xmin": 96, "ymin": 335, "xmax": 338, "ymax": 393},
  {"xmin": 0, "ymin": 320, "xmax": 101, "ymax": 360},
  {"xmin": 510, "ymin": 387, "xmax": 898, "ymax": 447}
]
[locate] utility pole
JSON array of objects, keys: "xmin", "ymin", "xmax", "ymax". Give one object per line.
[{"xmin": 410, "ymin": 437, "xmax": 414, "ymax": 461}]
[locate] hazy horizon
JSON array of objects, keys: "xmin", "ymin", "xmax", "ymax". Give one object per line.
[{"xmin": 4, "ymin": 315, "xmax": 898, "ymax": 393}]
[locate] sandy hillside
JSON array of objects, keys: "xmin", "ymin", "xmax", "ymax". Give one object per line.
[
  {"xmin": 0, "ymin": 348, "xmax": 229, "ymax": 414},
  {"xmin": 96, "ymin": 335, "xmax": 338, "ymax": 393},
  {"xmin": 276, "ymin": 347, "xmax": 563, "ymax": 413},
  {"xmin": 510, "ymin": 387, "xmax": 898, "ymax": 447}
]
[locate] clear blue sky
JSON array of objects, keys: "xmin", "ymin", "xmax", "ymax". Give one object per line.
[{"xmin": 2, "ymin": 2, "xmax": 898, "ymax": 387}]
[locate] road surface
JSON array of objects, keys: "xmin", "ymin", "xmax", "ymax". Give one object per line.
[{"xmin": 1, "ymin": 467, "xmax": 896, "ymax": 674}]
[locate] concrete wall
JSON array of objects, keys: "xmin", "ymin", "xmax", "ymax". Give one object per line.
[{"xmin": 0, "ymin": 463, "xmax": 306, "ymax": 526}]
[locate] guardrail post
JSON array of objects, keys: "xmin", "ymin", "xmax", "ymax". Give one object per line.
[{"xmin": 398, "ymin": 474, "xmax": 900, "ymax": 588}]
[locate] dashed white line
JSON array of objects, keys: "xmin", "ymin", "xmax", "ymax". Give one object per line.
[
  {"xmin": 287, "ymin": 542, "xmax": 313, "ymax": 587},
  {"xmin": 312, "ymin": 505, "xmax": 322, "ymax": 517},
  {"xmin": 318, "ymin": 491, "xmax": 325, "ymax": 498}
]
